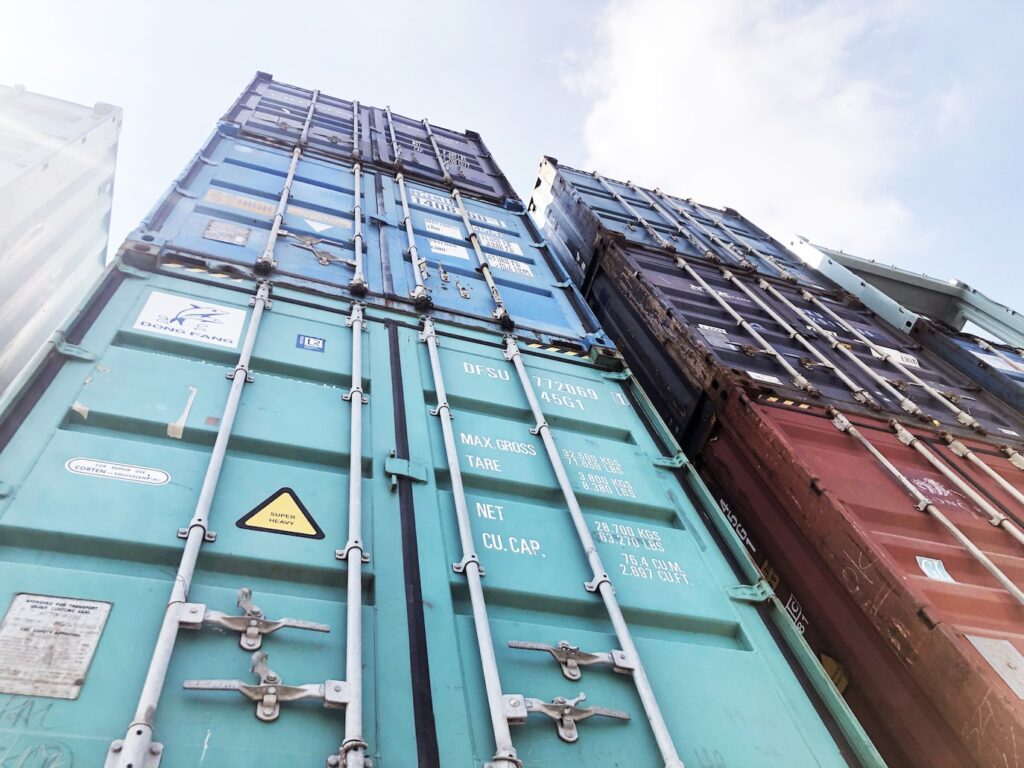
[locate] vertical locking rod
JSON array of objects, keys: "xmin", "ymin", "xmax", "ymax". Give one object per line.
[
  {"xmin": 503, "ymin": 336, "xmax": 684, "ymax": 768},
  {"xmin": 799, "ymin": 289, "xmax": 986, "ymax": 431},
  {"xmin": 720, "ymin": 271, "xmax": 1024, "ymax": 550},
  {"xmin": 349, "ymin": 164, "xmax": 368, "ymax": 294},
  {"xmin": 256, "ymin": 90, "xmax": 319, "ymax": 272},
  {"xmin": 331, "ymin": 303, "xmax": 369, "ymax": 768},
  {"xmin": 592, "ymin": 173, "xmax": 674, "ymax": 251},
  {"xmin": 422, "ymin": 118, "xmax": 453, "ymax": 186},
  {"xmin": 396, "ymin": 174, "xmax": 431, "ymax": 308},
  {"xmin": 420, "ymin": 318, "xmax": 520, "ymax": 767},
  {"xmin": 450, "ymin": 189, "xmax": 512, "ymax": 329},
  {"xmin": 109, "ymin": 281, "xmax": 271, "ymax": 767},
  {"xmin": 677, "ymin": 261, "xmax": 1024, "ymax": 605},
  {"xmin": 384, "ymin": 106, "xmax": 402, "ymax": 166},
  {"xmin": 830, "ymin": 411, "xmax": 1024, "ymax": 605}
]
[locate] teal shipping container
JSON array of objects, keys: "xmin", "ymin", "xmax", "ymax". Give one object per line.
[{"xmin": 0, "ymin": 260, "xmax": 881, "ymax": 766}]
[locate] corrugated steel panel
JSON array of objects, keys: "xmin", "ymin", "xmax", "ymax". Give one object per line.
[
  {"xmin": 791, "ymin": 236, "xmax": 1024, "ymax": 420},
  {"xmin": 530, "ymin": 157, "xmax": 831, "ymax": 288},
  {"xmin": 551, "ymin": 217, "xmax": 1024, "ymax": 765},
  {"xmin": 0, "ymin": 265, "xmax": 876, "ymax": 767},
  {"xmin": 700, "ymin": 397, "xmax": 1024, "ymax": 768},
  {"xmin": 122, "ymin": 129, "xmax": 604, "ymax": 348},
  {"xmin": 908, "ymin": 322, "xmax": 1024, "ymax": 417},
  {"xmin": 585, "ymin": 239, "xmax": 1024, "ymax": 445},
  {"xmin": 0, "ymin": 84, "xmax": 121, "ymax": 397},
  {"xmin": 222, "ymin": 72, "xmax": 516, "ymax": 205}
]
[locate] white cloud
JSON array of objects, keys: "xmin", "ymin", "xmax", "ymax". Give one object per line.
[{"xmin": 570, "ymin": 0, "xmax": 934, "ymax": 255}]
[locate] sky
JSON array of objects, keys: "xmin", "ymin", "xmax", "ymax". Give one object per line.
[{"xmin": 1, "ymin": 0, "xmax": 1021, "ymax": 307}]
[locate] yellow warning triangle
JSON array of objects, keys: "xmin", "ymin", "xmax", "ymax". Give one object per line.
[{"xmin": 236, "ymin": 488, "xmax": 324, "ymax": 539}]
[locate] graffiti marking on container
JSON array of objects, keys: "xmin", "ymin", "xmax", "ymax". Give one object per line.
[
  {"xmin": 0, "ymin": 594, "xmax": 112, "ymax": 699},
  {"xmin": 65, "ymin": 458, "xmax": 170, "ymax": 486}
]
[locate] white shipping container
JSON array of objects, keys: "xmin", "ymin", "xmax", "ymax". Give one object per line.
[{"xmin": 0, "ymin": 84, "xmax": 121, "ymax": 398}]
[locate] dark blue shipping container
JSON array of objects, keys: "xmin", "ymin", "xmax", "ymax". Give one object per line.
[
  {"xmin": 222, "ymin": 72, "xmax": 516, "ymax": 205},
  {"xmin": 531, "ymin": 157, "xmax": 831, "ymax": 289},
  {"xmin": 123, "ymin": 128, "xmax": 607, "ymax": 349},
  {"xmin": 909, "ymin": 323, "xmax": 1024, "ymax": 417}
]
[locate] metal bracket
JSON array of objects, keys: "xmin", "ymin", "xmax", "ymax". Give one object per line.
[
  {"xmin": 385, "ymin": 450, "xmax": 428, "ymax": 491},
  {"xmin": 51, "ymin": 332, "xmax": 96, "ymax": 361},
  {"xmin": 502, "ymin": 692, "xmax": 629, "ymax": 743},
  {"xmin": 584, "ymin": 573, "xmax": 610, "ymax": 593},
  {"xmin": 727, "ymin": 579, "xmax": 774, "ymax": 604},
  {"xmin": 183, "ymin": 651, "xmax": 349, "ymax": 722},
  {"xmin": 453, "ymin": 553, "xmax": 483, "ymax": 576},
  {"xmin": 335, "ymin": 540, "xmax": 370, "ymax": 564},
  {"xmin": 508, "ymin": 640, "xmax": 634, "ymax": 680},
  {"xmin": 177, "ymin": 526, "xmax": 217, "ymax": 542},
  {"xmin": 226, "ymin": 366, "xmax": 255, "ymax": 383},
  {"xmin": 104, "ymin": 740, "xmax": 163, "ymax": 767},
  {"xmin": 342, "ymin": 386, "xmax": 368, "ymax": 404},
  {"xmin": 652, "ymin": 453, "xmax": 689, "ymax": 469},
  {"xmin": 601, "ymin": 369, "xmax": 631, "ymax": 381},
  {"xmin": 179, "ymin": 588, "xmax": 331, "ymax": 650}
]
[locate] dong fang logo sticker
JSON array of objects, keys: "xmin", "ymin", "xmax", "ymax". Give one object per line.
[{"xmin": 132, "ymin": 291, "xmax": 247, "ymax": 348}]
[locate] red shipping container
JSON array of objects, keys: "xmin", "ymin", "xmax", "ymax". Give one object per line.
[{"xmin": 701, "ymin": 390, "xmax": 1024, "ymax": 767}]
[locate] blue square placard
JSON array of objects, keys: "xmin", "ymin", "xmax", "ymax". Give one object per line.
[{"xmin": 296, "ymin": 334, "xmax": 326, "ymax": 353}]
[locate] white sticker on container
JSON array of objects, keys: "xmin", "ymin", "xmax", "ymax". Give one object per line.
[
  {"xmin": 747, "ymin": 371, "xmax": 782, "ymax": 384},
  {"xmin": 478, "ymin": 228, "xmax": 524, "ymax": 256},
  {"xmin": 486, "ymin": 255, "xmax": 533, "ymax": 277},
  {"xmin": 870, "ymin": 345, "xmax": 920, "ymax": 368},
  {"xmin": 408, "ymin": 188, "xmax": 506, "ymax": 228},
  {"xmin": 65, "ymin": 458, "xmax": 170, "ymax": 485},
  {"xmin": 133, "ymin": 291, "xmax": 247, "ymax": 348},
  {"xmin": 972, "ymin": 351, "xmax": 1020, "ymax": 373},
  {"xmin": 0, "ymin": 594, "xmax": 111, "ymax": 699},
  {"xmin": 698, "ymin": 323, "xmax": 728, "ymax": 336},
  {"xmin": 999, "ymin": 428, "xmax": 1021, "ymax": 437},
  {"xmin": 424, "ymin": 218, "xmax": 463, "ymax": 239},
  {"xmin": 428, "ymin": 238, "xmax": 469, "ymax": 260},
  {"xmin": 916, "ymin": 556, "xmax": 956, "ymax": 583}
]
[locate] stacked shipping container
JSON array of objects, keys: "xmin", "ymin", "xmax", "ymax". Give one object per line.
[
  {"xmin": 531, "ymin": 157, "xmax": 1024, "ymax": 767},
  {"xmin": 0, "ymin": 73, "xmax": 878, "ymax": 768},
  {"xmin": 792, "ymin": 237, "xmax": 1024, "ymax": 419}
]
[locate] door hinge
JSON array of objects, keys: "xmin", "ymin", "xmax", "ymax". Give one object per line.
[
  {"xmin": 652, "ymin": 453, "xmax": 689, "ymax": 469},
  {"xmin": 385, "ymin": 450, "xmax": 427, "ymax": 491},
  {"xmin": 727, "ymin": 579, "xmax": 774, "ymax": 603},
  {"xmin": 52, "ymin": 332, "xmax": 96, "ymax": 361}
]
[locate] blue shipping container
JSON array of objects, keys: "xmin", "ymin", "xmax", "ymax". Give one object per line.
[
  {"xmin": 123, "ymin": 128, "xmax": 605, "ymax": 348},
  {"xmin": 223, "ymin": 72, "xmax": 517, "ymax": 205}
]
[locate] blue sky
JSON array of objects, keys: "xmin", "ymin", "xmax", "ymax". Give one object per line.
[{"xmin": 2, "ymin": 0, "xmax": 1020, "ymax": 307}]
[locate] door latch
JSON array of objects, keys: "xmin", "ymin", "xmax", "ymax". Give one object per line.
[
  {"xmin": 502, "ymin": 692, "xmax": 630, "ymax": 743},
  {"xmin": 179, "ymin": 587, "xmax": 331, "ymax": 650},
  {"xmin": 508, "ymin": 640, "xmax": 634, "ymax": 680},
  {"xmin": 183, "ymin": 651, "xmax": 349, "ymax": 722}
]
